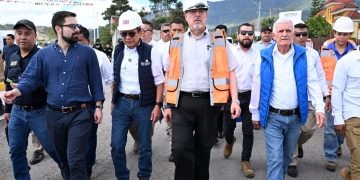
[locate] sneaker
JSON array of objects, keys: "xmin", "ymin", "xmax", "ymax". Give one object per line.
[
  {"xmin": 287, "ymin": 165, "xmax": 298, "ymax": 177},
  {"xmin": 132, "ymin": 142, "xmax": 139, "ymax": 153},
  {"xmin": 29, "ymin": 150, "xmax": 45, "ymax": 165},
  {"xmin": 336, "ymin": 147, "xmax": 342, "ymax": 157},
  {"xmin": 241, "ymin": 161, "xmax": 255, "ymax": 178},
  {"xmin": 298, "ymin": 146, "xmax": 303, "ymax": 158},
  {"xmin": 224, "ymin": 137, "xmax": 236, "ymax": 158},
  {"xmin": 325, "ymin": 161, "xmax": 337, "ymax": 172},
  {"xmin": 339, "ymin": 168, "xmax": 351, "ymax": 180}
]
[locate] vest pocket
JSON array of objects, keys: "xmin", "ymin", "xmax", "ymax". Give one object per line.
[
  {"xmin": 212, "ymin": 78, "xmax": 229, "ymax": 91},
  {"xmin": 166, "ymin": 79, "xmax": 179, "ymax": 92}
]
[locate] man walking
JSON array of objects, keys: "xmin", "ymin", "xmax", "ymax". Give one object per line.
[
  {"xmin": 164, "ymin": 0, "xmax": 240, "ymax": 179},
  {"xmin": 111, "ymin": 10, "xmax": 164, "ymax": 180},
  {"xmin": 5, "ymin": 19, "xmax": 59, "ymax": 180},
  {"xmin": 223, "ymin": 22, "xmax": 259, "ymax": 178},
  {"xmin": 250, "ymin": 18, "xmax": 325, "ymax": 180},
  {"xmin": 3, "ymin": 11, "xmax": 104, "ymax": 180}
]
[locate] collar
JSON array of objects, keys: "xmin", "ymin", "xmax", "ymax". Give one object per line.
[
  {"xmin": 16, "ymin": 45, "xmax": 38, "ymax": 59},
  {"xmin": 273, "ymin": 43, "xmax": 294, "ymax": 58},
  {"xmin": 52, "ymin": 40, "xmax": 78, "ymax": 49},
  {"xmin": 186, "ymin": 27, "xmax": 208, "ymax": 39},
  {"xmin": 327, "ymin": 41, "xmax": 357, "ymax": 53}
]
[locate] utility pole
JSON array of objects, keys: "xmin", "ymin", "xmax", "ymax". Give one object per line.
[{"xmin": 251, "ymin": 0, "xmax": 262, "ymax": 33}]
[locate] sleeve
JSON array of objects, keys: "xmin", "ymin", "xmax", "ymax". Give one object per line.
[
  {"xmin": 100, "ymin": 53, "xmax": 113, "ymax": 86},
  {"xmin": 249, "ymin": 53, "xmax": 261, "ymax": 120},
  {"xmin": 332, "ymin": 60, "xmax": 347, "ymax": 125},
  {"xmin": 87, "ymin": 49, "xmax": 105, "ymax": 102},
  {"xmin": 226, "ymin": 43, "xmax": 238, "ymax": 71},
  {"xmin": 307, "ymin": 54, "xmax": 325, "ymax": 114},
  {"xmin": 313, "ymin": 51, "xmax": 329, "ymax": 96},
  {"xmin": 151, "ymin": 48, "xmax": 165, "ymax": 85}
]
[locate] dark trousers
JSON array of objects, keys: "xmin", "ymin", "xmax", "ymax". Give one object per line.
[
  {"xmin": 223, "ymin": 93, "xmax": 254, "ymax": 162},
  {"xmin": 5, "ymin": 124, "xmax": 9, "ymax": 144},
  {"xmin": 217, "ymin": 111, "xmax": 223, "ymax": 134},
  {"xmin": 171, "ymin": 93, "xmax": 221, "ymax": 180},
  {"xmin": 45, "ymin": 107, "xmax": 92, "ymax": 180},
  {"xmin": 86, "ymin": 121, "xmax": 98, "ymax": 177}
]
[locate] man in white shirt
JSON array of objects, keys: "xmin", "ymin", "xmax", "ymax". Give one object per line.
[
  {"xmin": 111, "ymin": 10, "xmax": 164, "ymax": 180},
  {"xmin": 163, "ymin": 0, "xmax": 240, "ymax": 179},
  {"xmin": 287, "ymin": 22, "xmax": 329, "ymax": 177},
  {"xmin": 249, "ymin": 18, "xmax": 325, "ymax": 180},
  {"xmin": 332, "ymin": 49, "xmax": 360, "ymax": 180},
  {"xmin": 223, "ymin": 22, "xmax": 259, "ymax": 178},
  {"xmin": 78, "ymin": 26, "xmax": 113, "ymax": 178},
  {"xmin": 141, "ymin": 20, "xmax": 157, "ymax": 46}
]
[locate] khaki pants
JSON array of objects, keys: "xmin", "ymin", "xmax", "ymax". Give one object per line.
[
  {"xmin": 31, "ymin": 131, "xmax": 44, "ymax": 152},
  {"xmin": 290, "ymin": 102, "xmax": 317, "ymax": 166},
  {"xmin": 345, "ymin": 117, "xmax": 360, "ymax": 180}
]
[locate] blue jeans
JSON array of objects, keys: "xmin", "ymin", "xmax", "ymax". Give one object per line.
[
  {"xmin": 111, "ymin": 97, "xmax": 153, "ymax": 180},
  {"xmin": 264, "ymin": 112, "xmax": 301, "ymax": 180},
  {"xmin": 8, "ymin": 105, "xmax": 59, "ymax": 180},
  {"xmin": 324, "ymin": 109, "xmax": 344, "ymax": 162}
]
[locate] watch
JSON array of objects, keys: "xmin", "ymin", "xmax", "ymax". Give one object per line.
[
  {"xmin": 155, "ymin": 102, "xmax": 163, "ymax": 108},
  {"xmin": 95, "ymin": 105, "xmax": 103, "ymax": 110}
]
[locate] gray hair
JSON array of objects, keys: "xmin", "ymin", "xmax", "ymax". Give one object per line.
[{"xmin": 273, "ymin": 18, "xmax": 293, "ymax": 33}]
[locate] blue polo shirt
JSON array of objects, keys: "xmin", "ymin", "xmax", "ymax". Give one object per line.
[
  {"xmin": 2, "ymin": 44, "xmax": 19, "ymax": 62},
  {"xmin": 327, "ymin": 41, "xmax": 357, "ymax": 60},
  {"xmin": 17, "ymin": 42, "xmax": 104, "ymax": 108}
]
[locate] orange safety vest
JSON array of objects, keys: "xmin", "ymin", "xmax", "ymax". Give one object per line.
[{"xmin": 166, "ymin": 31, "xmax": 230, "ymax": 106}]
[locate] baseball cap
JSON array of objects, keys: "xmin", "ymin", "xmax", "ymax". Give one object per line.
[
  {"xmin": 13, "ymin": 19, "xmax": 36, "ymax": 33},
  {"xmin": 261, "ymin": 26, "xmax": 272, "ymax": 32}
]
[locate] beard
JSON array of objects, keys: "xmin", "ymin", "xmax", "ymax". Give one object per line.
[
  {"xmin": 239, "ymin": 39, "xmax": 253, "ymax": 49},
  {"xmin": 62, "ymin": 31, "xmax": 79, "ymax": 45}
]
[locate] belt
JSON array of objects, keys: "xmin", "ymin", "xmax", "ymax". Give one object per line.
[
  {"xmin": 269, "ymin": 106, "xmax": 299, "ymax": 116},
  {"xmin": 238, "ymin": 91, "xmax": 251, "ymax": 98},
  {"xmin": 15, "ymin": 104, "xmax": 45, "ymax": 111},
  {"xmin": 181, "ymin": 91, "xmax": 210, "ymax": 98},
  {"xmin": 119, "ymin": 92, "xmax": 140, "ymax": 100},
  {"xmin": 47, "ymin": 103, "xmax": 89, "ymax": 113}
]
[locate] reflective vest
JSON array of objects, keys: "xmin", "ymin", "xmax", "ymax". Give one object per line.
[{"xmin": 166, "ymin": 31, "xmax": 230, "ymax": 106}]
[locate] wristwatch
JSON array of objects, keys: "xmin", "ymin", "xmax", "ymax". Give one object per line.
[
  {"xmin": 95, "ymin": 104, "xmax": 103, "ymax": 110},
  {"xmin": 155, "ymin": 102, "xmax": 163, "ymax": 108}
]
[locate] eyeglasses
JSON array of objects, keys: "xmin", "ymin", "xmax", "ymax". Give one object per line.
[
  {"xmin": 61, "ymin": 24, "xmax": 82, "ymax": 30},
  {"xmin": 294, "ymin": 32, "xmax": 308, "ymax": 37},
  {"xmin": 239, "ymin": 30, "xmax": 254, "ymax": 36},
  {"xmin": 120, "ymin": 31, "xmax": 137, "ymax": 38},
  {"xmin": 162, "ymin": 29, "xmax": 170, "ymax": 33},
  {"xmin": 142, "ymin": 28, "xmax": 153, "ymax": 32},
  {"xmin": 336, "ymin": 32, "xmax": 351, "ymax": 36}
]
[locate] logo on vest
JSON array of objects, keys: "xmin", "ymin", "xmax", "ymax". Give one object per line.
[{"xmin": 141, "ymin": 59, "xmax": 151, "ymax": 66}]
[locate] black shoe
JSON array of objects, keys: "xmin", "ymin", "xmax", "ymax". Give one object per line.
[
  {"xmin": 218, "ymin": 132, "xmax": 224, "ymax": 139},
  {"xmin": 29, "ymin": 150, "xmax": 45, "ymax": 165},
  {"xmin": 298, "ymin": 146, "xmax": 303, "ymax": 158},
  {"xmin": 168, "ymin": 153, "xmax": 174, "ymax": 162},
  {"xmin": 287, "ymin": 165, "xmax": 297, "ymax": 177}
]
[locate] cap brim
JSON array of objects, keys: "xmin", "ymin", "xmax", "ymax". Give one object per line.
[{"xmin": 13, "ymin": 23, "xmax": 34, "ymax": 31}]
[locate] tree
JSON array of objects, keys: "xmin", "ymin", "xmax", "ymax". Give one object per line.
[
  {"xmin": 99, "ymin": 24, "xmax": 113, "ymax": 45},
  {"xmin": 260, "ymin": 17, "xmax": 276, "ymax": 29},
  {"xmin": 150, "ymin": 0, "xmax": 178, "ymax": 17},
  {"xmin": 306, "ymin": 16, "xmax": 332, "ymax": 38},
  {"xmin": 309, "ymin": 0, "xmax": 325, "ymax": 17},
  {"xmin": 102, "ymin": 0, "xmax": 133, "ymax": 21}
]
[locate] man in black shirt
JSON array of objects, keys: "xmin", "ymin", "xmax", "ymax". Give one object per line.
[{"xmin": 4, "ymin": 19, "xmax": 59, "ymax": 180}]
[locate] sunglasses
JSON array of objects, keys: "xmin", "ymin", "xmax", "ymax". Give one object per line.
[
  {"xmin": 61, "ymin": 24, "xmax": 82, "ymax": 30},
  {"xmin": 294, "ymin": 32, "xmax": 308, "ymax": 37},
  {"xmin": 336, "ymin": 32, "xmax": 351, "ymax": 36},
  {"xmin": 239, "ymin": 30, "xmax": 254, "ymax": 36},
  {"xmin": 162, "ymin": 29, "xmax": 170, "ymax": 33},
  {"xmin": 120, "ymin": 31, "xmax": 137, "ymax": 38}
]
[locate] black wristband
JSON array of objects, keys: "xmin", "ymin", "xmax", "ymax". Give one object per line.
[
  {"xmin": 155, "ymin": 102, "xmax": 163, "ymax": 107},
  {"xmin": 95, "ymin": 105, "xmax": 103, "ymax": 109}
]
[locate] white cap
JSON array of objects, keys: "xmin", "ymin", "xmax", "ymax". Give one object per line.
[
  {"xmin": 117, "ymin": 10, "xmax": 142, "ymax": 31},
  {"xmin": 183, "ymin": 0, "xmax": 208, "ymax": 12},
  {"xmin": 333, "ymin": 16, "xmax": 354, "ymax": 33}
]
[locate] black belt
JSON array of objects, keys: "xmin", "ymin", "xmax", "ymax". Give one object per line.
[
  {"xmin": 119, "ymin": 92, "xmax": 140, "ymax": 100},
  {"xmin": 238, "ymin": 91, "xmax": 251, "ymax": 98},
  {"xmin": 15, "ymin": 104, "xmax": 45, "ymax": 111},
  {"xmin": 47, "ymin": 103, "xmax": 89, "ymax": 113},
  {"xmin": 269, "ymin": 106, "xmax": 299, "ymax": 116},
  {"xmin": 181, "ymin": 91, "xmax": 210, "ymax": 98}
]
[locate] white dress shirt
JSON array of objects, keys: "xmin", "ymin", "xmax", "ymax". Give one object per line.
[
  {"xmin": 332, "ymin": 50, "xmax": 360, "ymax": 125},
  {"xmin": 93, "ymin": 48, "xmax": 113, "ymax": 91},
  {"xmin": 306, "ymin": 46, "xmax": 329, "ymax": 99},
  {"xmin": 180, "ymin": 28, "xmax": 237, "ymax": 92},
  {"xmin": 232, "ymin": 45, "xmax": 260, "ymax": 92},
  {"xmin": 153, "ymin": 41, "xmax": 170, "ymax": 71},
  {"xmin": 119, "ymin": 45, "xmax": 164, "ymax": 94},
  {"xmin": 250, "ymin": 44, "xmax": 325, "ymax": 120}
]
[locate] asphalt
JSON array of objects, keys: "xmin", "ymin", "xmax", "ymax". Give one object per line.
[{"xmin": 0, "ymin": 87, "xmax": 350, "ymax": 179}]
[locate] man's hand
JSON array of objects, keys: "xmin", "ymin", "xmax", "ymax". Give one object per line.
[
  {"xmin": 164, "ymin": 108, "xmax": 172, "ymax": 123},
  {"xmin": 150, "ymin": 105, "xmax": 161, "ymax": 124},
  {"xmin": 4, "ymin": 113, "xmax": 10, "ymax": 123},
  {"xmin": 230, "ymin": 102, "xmax": 241, "ymax": 119},
  {"xmin": 94, "ymin": 108, "xmax": 103, "ymax": 124},
  {"xmin": 316, "ymin": 112, "xmax": 325, "ymax": 128},
  {"xmin": 335, "ymin": 124, "xmax": 346, "ymax": 135},
  {"xmin": 252, "ymin": 120, "xmax": 260, "ymax": 130},
  {"xmin": 10, "ymin": 83, "xmax": 17, "ymax": 89},
  {"xmin": 1, "ymin": 89, "xmax": 21, "ymax": 104},
  {"xmin": 325, "ymin": 96, "xmax": 331, "ymax": 112}
]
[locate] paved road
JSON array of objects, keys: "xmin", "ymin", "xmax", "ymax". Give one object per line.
[{"xmin": 0, "ymin": 88, "xmax": 349, "ymax": 179}]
